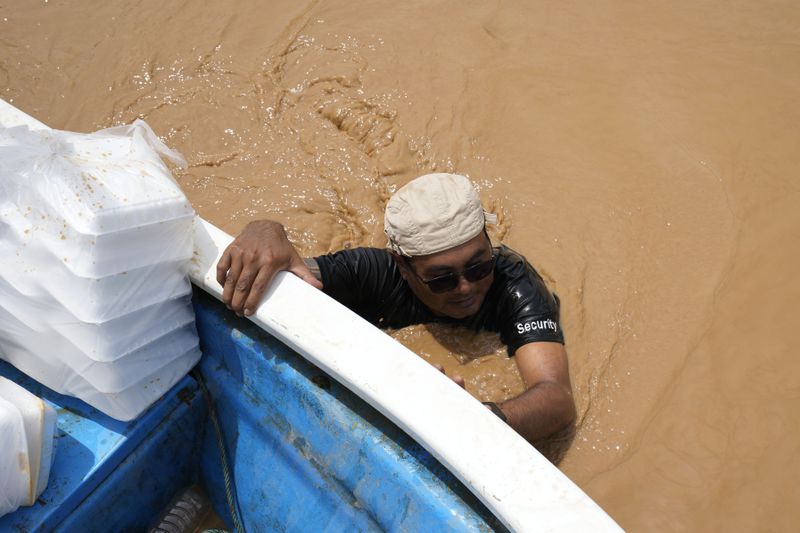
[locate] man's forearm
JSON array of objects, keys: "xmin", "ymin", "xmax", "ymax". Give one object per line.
[{"xmin": 499, "ymin": 381, "xmax": 576, "ymax": 443}]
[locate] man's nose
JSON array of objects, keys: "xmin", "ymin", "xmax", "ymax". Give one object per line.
[{"xmin": 454, "ymin": 274, "xmax": 473, "ymax": 294}]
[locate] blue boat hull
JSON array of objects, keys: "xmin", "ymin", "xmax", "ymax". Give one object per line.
[{"xmin": 0, "ymin": 291, "xmax": 503, "ymax": 532}]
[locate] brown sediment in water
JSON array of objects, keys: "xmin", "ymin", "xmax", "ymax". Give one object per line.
[{"xmin": 3, "ymin": 1, "xmax": 799, "ymax": 530}]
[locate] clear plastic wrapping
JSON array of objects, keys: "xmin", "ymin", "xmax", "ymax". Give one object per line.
[
  {"xmin": 0, "ymin": 395, "xmax": 29, "ymax": 517},
  {"xmin": 0, "ymin": 200, "xmax": 194, "ymax": 277},
  {"xmin": 0, "ymin": 114, "xmax": 201, "ymax": 421},
  {"xmin": 0, "ymin": 277, "xmax": 195, "ymax": 360},
  {"xmin": 0, "ymin": 123, "xmax": 193, "ymax": 233},
  {"xmin": 0, "ymin": 229, "xmax": 191, "ymax": 322},
  {"xmin": 0, "ymin": 377, "xmax": 57, "ymax": 517},
  {"xmin": 0, "ymin": 302, "xmax": 199, "ymax": 392},
  {"xmin": 0, "ymin": 301, "xmax": 201, "ymax": 420}
]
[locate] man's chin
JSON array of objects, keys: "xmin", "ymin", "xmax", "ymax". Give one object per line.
[{"xmin": 444, "ymin": 299, "xmax": 481, "ymax": 319}]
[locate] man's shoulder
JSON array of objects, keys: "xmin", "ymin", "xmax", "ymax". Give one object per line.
[
  {"xmin": 490, "ymin": 245, "xmax": 559, "ymax": 313},
  {"xmin": 488, "ymin": 245, "xmax": 564, "ymax": 353},
  {"xmin": 314, "ymin": 246, "xmax": 397, "ymax": 289},
  {"xmin": 313, "ymin": 246, "xmax": 391, "ymax": 268},
  {"xmin": 313, "ymin": 246, "xmax": 412, "ymax": 326},
  {"xmin": 493, "ymin": 246, "xmax": 542, "ymax": 284}
]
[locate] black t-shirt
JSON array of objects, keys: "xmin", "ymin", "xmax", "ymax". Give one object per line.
[{"xmin": 314, "ymin": 246, "xmax": 564, "ymax": 356}]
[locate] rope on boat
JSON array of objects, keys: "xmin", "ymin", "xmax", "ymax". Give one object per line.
[{"xmin": 193, "ymin": 369, "xmax": 245, "ymax": 533}]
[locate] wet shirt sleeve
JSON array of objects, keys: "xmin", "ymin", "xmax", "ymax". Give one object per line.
[{"xmin": 496, "ymin": 256, "xmax": 565, "ymax": 355}]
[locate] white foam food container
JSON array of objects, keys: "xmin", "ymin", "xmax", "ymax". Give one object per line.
[
  {"xmin": 0, "ymin": 122, "xmax": 194, "ymax": 234},
  {"xmin": 1, "ymin": 346, "xmax": 202, "ymax": 422},
  {"xmin": 0, "ymin": 100, "xmax": 202, "ymax": 422},
  {"xmin": 0, "ymin": 200, "xmax": 194, "ymax": 278},
  {"xmin": 0, "ymin": 377, "xmax": 56, "ymax": 515},
  {"xmin": 0, "ymin": 299, "xmax": 199, "ymax": 392},
  {"xmin": 0, "ymin": 311, "xmax": 201, "ymax": 421},
  {"xmin": 0, "ymin": 395, "xmax": 29, "ymax": 517},
  {"xmin": 0, "ymin": 227, "xmax": 191, "ymax": 323},
  {"xmin": 0, "ymin": 278, "xmax": 194, "ymax": 360}
]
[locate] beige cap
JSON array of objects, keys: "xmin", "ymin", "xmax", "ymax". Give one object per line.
[{"xmin": 384, "ymin": 173, "xmax": 488, "ymax": 256}]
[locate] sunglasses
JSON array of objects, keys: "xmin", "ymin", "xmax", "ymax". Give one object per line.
[{"xmin": 406, "ymin": 253, "xmax": 497, "ymax": 293}]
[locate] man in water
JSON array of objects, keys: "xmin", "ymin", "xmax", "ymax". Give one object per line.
[{"xmin": 216, "ymin": 173, "xmax": 575, "ymax": 453}]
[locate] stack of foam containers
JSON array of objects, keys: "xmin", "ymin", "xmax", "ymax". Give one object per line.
[
  {"xmin": 0, "ymin": 99, "xmax": 201, "ymax": 421},
  {"xmin": 0, "ymin": 376, "xmax": 57, "ymax": 517}
]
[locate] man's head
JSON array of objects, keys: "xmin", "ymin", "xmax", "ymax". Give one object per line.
[{"xmin": 384, "ymin": 173, "xmax": 495, "ymax": 319}]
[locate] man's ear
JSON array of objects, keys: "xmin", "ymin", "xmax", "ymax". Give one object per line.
[{"xmin": 390, "ymin": 251, "xmax": 410, "ymax": 280}]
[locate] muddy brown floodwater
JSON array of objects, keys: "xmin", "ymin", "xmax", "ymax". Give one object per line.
[{"xmin": 2, "ymin": 0, "xmax": 799, "ymax": 530}]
